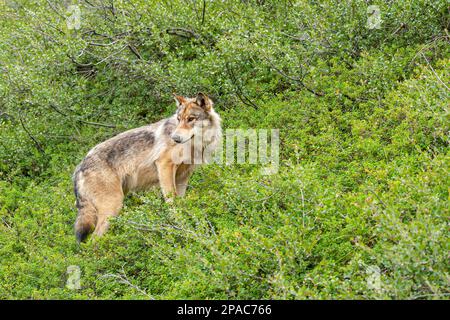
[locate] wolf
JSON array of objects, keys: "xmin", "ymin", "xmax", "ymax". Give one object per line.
[{"xmin": 73, "ymin": 93, "xmax": 222, "ymax": 242}]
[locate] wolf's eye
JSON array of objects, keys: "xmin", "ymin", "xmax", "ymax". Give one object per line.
[{"xmin": 188, "ymin": 117, "xmax": 196, "ymax": 122}]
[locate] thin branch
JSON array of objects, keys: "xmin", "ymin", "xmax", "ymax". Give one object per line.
[
  {"xmin": 201, "ymin": 0, "xmax": 206, "ymax": 25},
  {"xmin": 166, "ymin": 27, "xmax": 200, "ymax": 39},
  {"xmin": 87, "ymin": 39, "xmax": 122, "ymax": 47},
  {"xmin": 49, "ymin": 103, "xmax": 116, "ymax": 128},
  {"xmin": 264, "ymin": 58, "xmax": 324, "ymax": 97},
  {"xmin": 77, "ymin": 120, "xmax": 117, "ymax": 128},
  {"xmin": 409, "ymin": 292, "xmax": 450, "ymax": 300},
  {"xmin": 101, "ymin": 266, "xmax": 154, "ymax": 299},
  {"xmin": 420, "ymin": 52, "xmax": 450, "ymax": 92},
  {"xmin": 126, "ymin": 220, "xmax": 200, "ymax": 238},
  {"xmin": 93, "ymin": 44, "xmax": 128, "ymax": 65},
  {"xmin": 68, "ymin": 54, "xmax": 93, "ymax": 67},
  {"xmin": 128, "ymin": 44, "xmax": 142, "ymax": 60},
  {"xmin": 225, "ymin": 62, "xmax": 260, "ymax": 109},
  {"xmin": 45, "ymin": 0, "xmax": 66, "ymax": 20},
  {"xmin": 18, "ymin": 115, "xmax": 45, "ymax": 154},
  {"xmin": 391, "ymin": 23, "xmax": 406, "ymax": 36}
]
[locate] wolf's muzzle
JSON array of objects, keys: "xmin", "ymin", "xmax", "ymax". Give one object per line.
[{"xmin": 171, "ymin": 134, "xmax": 182, "ymax": 143}]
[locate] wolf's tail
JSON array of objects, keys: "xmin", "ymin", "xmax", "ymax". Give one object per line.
[{"xmin": 74, "ymin": 199, "xmax": 97, "ymax": 243}]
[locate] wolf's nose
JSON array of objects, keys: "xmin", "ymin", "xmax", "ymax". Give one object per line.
[{"xmin": 172, "ymin": 135, "xmax": 182, "ymax": 143}]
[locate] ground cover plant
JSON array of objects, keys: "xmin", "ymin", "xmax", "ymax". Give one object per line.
[{"xmin": 0, "ymin": 0, "xmax": 449, "ymax": 299}]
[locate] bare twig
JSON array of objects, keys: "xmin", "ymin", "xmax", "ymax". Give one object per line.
[
  {"xmin": 45, "ymin": 0, "xmax": 66, "ymax": 20},
  {"xmin": 126, "ymin": 220, "xmax": 200, "ymax": 238},
  {"xmin": 225, "ymin": 62, "xmax": 260, "ymax": 109},
  {"xmin": 68, "ymin": 54, "xmax": 93, "ymax": 67},
  {"xmin": 49, "ymin": 103, "xmax": 116, "ymax": 128},
  {"xmin": 128, "ymin": 44, "xmax": 142, "ymax": 60},
  {"xmin": 18, "ymin": 115, "xmax": 45, "ymax": 154},
  {"xmin": 87, "ymin": 39, "xmax": 122, "ymax": 47},
  {"xmin": 201, "ymin": 0, "xmax": 206, "ymax": 25},
  {"xmin": 166, "ymin": 28, "xmax": 200, "ymax": 39},
  {"xmin": 101, "ymin": 266, "xmax": 154, "ymax": 299},
  {"xmin": 391, "ymin": 23, "xmax": 406, "ymax": 36},
  {"xmin": 264, "ymin": 58, "xmax": 324, "ymax": 97},
  {"xmin": 93, "ymin": 44, "xmax": 128, "ymax": 65},
  {"xmin": 77, "ymin": 120, "xmax": 117, "ymax": 128},
  {"xmin": 420, "ymin": 52, "xmax": 450, "ymax": 92},
  {"xmin": 409, "ymin": 292, "xmax": 450, "ymax": 300}
]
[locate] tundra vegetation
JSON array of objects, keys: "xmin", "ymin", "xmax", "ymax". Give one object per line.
[{"xmin": 0, "ymin": 0, "xmax": 449, "ymax": 299}]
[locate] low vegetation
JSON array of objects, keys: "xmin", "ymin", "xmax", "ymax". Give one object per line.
[{"xmin": 0, "ymin": 0, "xmax": 449, "ymax": 299}]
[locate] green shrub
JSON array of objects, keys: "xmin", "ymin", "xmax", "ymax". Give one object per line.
[{"xmin": 0, "ymin": 0, "xmax": 448, "ymax": 299}]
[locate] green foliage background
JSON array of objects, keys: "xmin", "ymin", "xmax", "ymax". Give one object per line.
[{"xmin": 0, "ymin": 0, "xmax": 449, "ymax": 299}]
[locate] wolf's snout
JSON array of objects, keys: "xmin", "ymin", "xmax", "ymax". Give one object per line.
[{"xmin": 171, "ymin": 134, "xmax": 182, "ymax": 143}]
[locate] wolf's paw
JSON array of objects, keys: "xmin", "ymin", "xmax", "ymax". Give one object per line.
[{"xmin": 165, "ymin": 197, "xmax": 174, "ymax": 204}]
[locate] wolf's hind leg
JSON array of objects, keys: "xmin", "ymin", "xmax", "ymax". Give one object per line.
[{"xmin": 93, "ymin": 193, "xmax": 124, "ymax": 237}]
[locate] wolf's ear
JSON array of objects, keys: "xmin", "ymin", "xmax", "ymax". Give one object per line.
[
  {"xmin": 196, "ymin": 92, "xmax": 212, "ymax": 111},
  {"xmin": 173, "ymin": 93, "xmax": 186, "ymax": 108}
]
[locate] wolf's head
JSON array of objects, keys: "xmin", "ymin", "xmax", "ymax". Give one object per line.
[{"xmin": 171, "ymin": 93, "xmax": 218, "ymax": 144}]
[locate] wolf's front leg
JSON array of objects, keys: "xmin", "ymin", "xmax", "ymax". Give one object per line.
[
  {"xmin": 175, "ymin": 164, "xmax": 195, "ymax": 197},
  {"xmin": 156, "ymin": 161, "xmax": 177, "ymax": 202}
]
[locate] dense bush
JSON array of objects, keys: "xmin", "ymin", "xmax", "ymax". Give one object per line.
[{"xmin": 0, "ymin": 1, "xmax": 449, "ymax": 299}]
